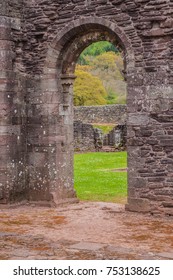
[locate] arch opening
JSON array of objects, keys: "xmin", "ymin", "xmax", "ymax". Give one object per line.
[
  {"xmin": 73, "ymin": 40, "xmax": 127, "ymax": 204},
  {"xmin": 40, "ymin": 18, "xmax": 135, "ymax": 206}
]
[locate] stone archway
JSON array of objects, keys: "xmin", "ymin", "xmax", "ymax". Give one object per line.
[
  {"xmin": 1, "ymin": 2, "xmax": 173, "ymax": 216},
  {"xmin": 36, "ymin": 17, "xmax": 135, "ymax": 206},
  {"xmin": 16, "ymin": 18, "xmax": 173, "ymax": 214}
]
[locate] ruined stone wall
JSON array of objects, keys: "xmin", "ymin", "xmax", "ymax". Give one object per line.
[
  {"xmin": 74, "ymin": 105, "xmax": 127, "ymax": 124},
  {"xmin": 1, "ymin": 0, "xmax": 173, "ymax": 215},
  {"xmin": 104, "ymin": 125, "xmax": 127, "ymax": 149},
  {"xmin": 18, "ymin": 1, "xmax": 173, "ymax": 77},
  {"xmin": 74, "ymin": 121, "xmax": 127, "ymax": 152},
  {"xmin": 74, "ymin": 105, "xmax": 127, "ymax": 152},
  {"xmin": 0, "ymin": 0, "xmax": 27, "ymax": 203},
  {"xmin": 74, "ymin": 121, "xmax": 96, "ymax": 152}
]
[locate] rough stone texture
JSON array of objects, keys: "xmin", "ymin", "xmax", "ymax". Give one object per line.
[
  {"xmin": 0, "ymin": 0, "xmax": 26, "ymax": 204},
  {"xmin": 74, "ymin": 105, "xmax": 127, "ymax": 124},
  {"xmin": 74, "ymin": 105, "xmax": 127, "ymax": 151},
  {"xmin": 73, "ymin": 121, "xmax": 127, "ymax": 152},
  {"xmin": 0, "ymin": 0, "xmax": 173, "ymax": 215},
  {"xmin": 74, "ymin": 121, "xmax": 97, "ymax": 152},
  {"xmin": 104, "ymin": 124, "xmax": 127, "ymax": 149}
]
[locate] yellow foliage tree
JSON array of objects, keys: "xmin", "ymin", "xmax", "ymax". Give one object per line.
[
  {"xmin": 74, "ymin": 70, "xmax": 107, "ymax": 106},
  {"xmin": 91, "ymin": 51, "xmax": 124, "ymax": 80},
  {"xmin": 75, "ymin": 64, "xmax": 93, "ymax": 72},
  {"xmin": 89, "ymin": 52, "xmax": 126, "ymax": 104}
]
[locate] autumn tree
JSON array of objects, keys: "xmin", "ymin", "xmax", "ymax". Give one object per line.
[
  {"xmin": 90, "ymin": 52, "xmax": 126, "ymax": 104},
  {"xmin": 74, "ymin": 41, "xmax": 127, "ymax": 105},
  {"xmin": 74, "ymin": 69, "xmax": 107, "ymax": 106}
]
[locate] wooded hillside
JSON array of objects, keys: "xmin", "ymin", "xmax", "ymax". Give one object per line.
[{"xmin": 74, "ymin": 41, "xmax": 127, "ymax": 106}]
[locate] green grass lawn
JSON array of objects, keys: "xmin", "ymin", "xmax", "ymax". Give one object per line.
[{"xmin": 74, "ymin": 151, "xmax": 127, "ymax": 204}]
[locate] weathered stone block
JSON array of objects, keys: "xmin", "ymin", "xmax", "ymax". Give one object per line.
[
  {"xmin": 128, "ymin": 113, "xmax": 149, "ymax": 126},
  {"xmin": 126, "ymin": 198, "xmax": 151, "ymax": 213}
]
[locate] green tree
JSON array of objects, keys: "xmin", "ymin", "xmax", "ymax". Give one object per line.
[
  {"xmin": 74, "ymin": 69, "xmax": 107, "ymax": 106},
  {"xmin": 78, "ymin": 41, "xmax": 118, "ymax": 65}
]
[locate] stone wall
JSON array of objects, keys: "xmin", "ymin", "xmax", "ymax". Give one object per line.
[
  {"xmin": 74, "ymin": 121, "xmax": 96, "ymax": 152},
  {"xmin": 74, "ymin": 105, "xmax": 127, "ymax": 151},
  {"xmin": 74, "ymin": 121, "xmax": 127, "ymax": 152},
  {"xmin": 0, "ymin": 0, "xmax": 173, "ymax": 215},
  {"xmin": 104, "ymin": 125, "xmax": 127, "ymax": 149},
  {"xmin": 74, "ymin": 105, "xmax": 127, "ymax": 124},
  {"xmin": 0, "ymin": 0, "xmax": 27, "ymax": 203}
]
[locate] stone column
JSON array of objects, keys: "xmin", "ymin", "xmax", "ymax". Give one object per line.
[
  {"xmin": 0, "ymin": 15, "xmax": 16, "ymax": 203},
  {"xmin": 27, "ymin": 73, "xmax": 77, "ymax": 205},
  {"xmin": 51, "ymin": 74, "xmax": 77, "ymax": 204}
]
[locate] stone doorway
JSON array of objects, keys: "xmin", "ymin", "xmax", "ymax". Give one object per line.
[
  {"xmin": 38, "ymin": 18, "xmax": 134, "ymax": 206},
  {"xmin": 73, "ymin": 41, "xmax": 127, "ymax": 203},
  {"xmin": 1, "ymin": 3, "xmax": 173, "ymax": 215}
]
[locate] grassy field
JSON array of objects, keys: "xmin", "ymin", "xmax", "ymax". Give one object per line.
[{"xmin": 74, "ymin": 152, "xmax": 127, "ymax": 204}]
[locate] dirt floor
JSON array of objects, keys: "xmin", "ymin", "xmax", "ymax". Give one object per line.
[{"xmin": 0, "ymin": 201, "xmax": 173, "ymax": 260}]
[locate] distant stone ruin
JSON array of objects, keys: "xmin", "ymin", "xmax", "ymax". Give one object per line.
[
  {"xmin": 74, "ymin": 105, "xmax": 127, "ymax": 152},
  {"xmin": 74, "ymin": 121, "xmax": 97, "ymax": 152},
  {"xmin": 104, "ymin": 125, "xmax": 127, "ymax": 150}
]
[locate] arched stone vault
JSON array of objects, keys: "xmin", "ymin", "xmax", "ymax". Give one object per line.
[{"xmin": 1, "ymin": 0, "xmax": 173, "ymax": 215}]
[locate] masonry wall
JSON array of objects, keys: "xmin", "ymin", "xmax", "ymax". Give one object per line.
[
  {"xmin": 104, "ymin": 125, "xmax": 127, "ymax": 149},
  {"xmin": 74, "ymin": 121, "xmax": 97, "ymax": 152},
  {"xmin": 0, "ymin": 0, "xmax": 173, "ymax": 215},
  {"xmin": 74, "ymin": 105, "xmax": 127, "ymax": 124},
  {"xmin": 0, "ymin": 0, "xmax": 27, "ymax": 203}
]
